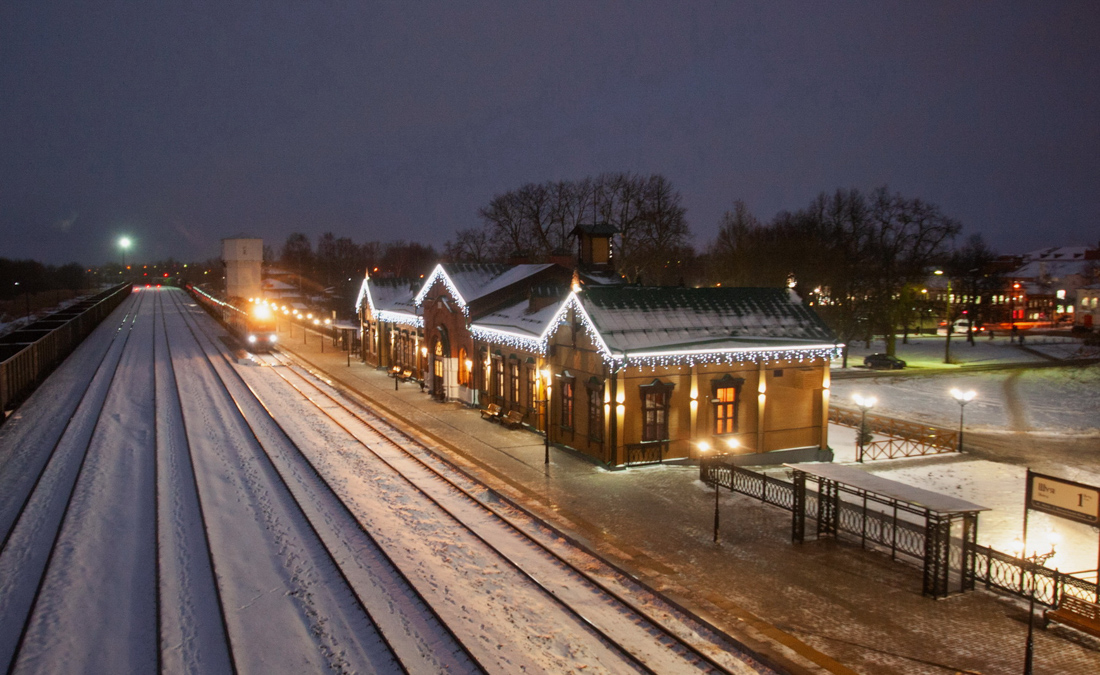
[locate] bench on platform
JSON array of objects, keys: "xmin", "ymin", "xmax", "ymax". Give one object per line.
[
  {"xmin": 1045, "ymin": 595, "xmax": 1100, "ymax": 638},
  {"xmin": 480, "ymin": 403, "xmax": 503, "ymax": 421},
  {"xmin": 501, "ymin": 409, "xmax": 525, "ymax": 429}
]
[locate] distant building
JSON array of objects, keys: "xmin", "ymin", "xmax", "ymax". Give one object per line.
[
  {"xmin": 1010, "ymin": 246, "xmax": 1100, "ymax": 322},
  {"xmin": 1076, "ymin": 285, "xmax": 1100, "ymax": 329}
]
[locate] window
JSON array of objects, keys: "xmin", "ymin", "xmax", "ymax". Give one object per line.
[
  {"xmin": 712, "ymin": 375, "xmax": 745, "ymax": 435},
  {"xmin": 491, "ymin": 354, "xmax": 504, "ymax": 400},
  {"xmin": 458, "ymin": 347, "xmax": 468, "ymax": 385},
  {"xmin": 587, "ymin": 378, "xmax": 604, "ymax": 441},
  {"xmin": 640, "ymin": 379, "xmax": 673, "ymax": 442},
  {"xmin": 509, "ymin": 359, "xmax": 520, "ymax": 405},
  {"xmin": 560, "ymin": 377, "xmax": 574, "ymax": 428},
  {"xmin": 526, "ymin": 364, "xmax": 537, "ymax": 409}
]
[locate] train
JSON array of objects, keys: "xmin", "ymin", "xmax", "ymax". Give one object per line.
[{"xmin": 186, "ymin": 284, "xmax": 279, "ymax": 352}]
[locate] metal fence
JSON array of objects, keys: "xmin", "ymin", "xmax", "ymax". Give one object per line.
[
  {"xmin": 830, "ymin": 406, "xmax": 958, "ymax": 457},
  {"xmin": 1, "ymin": 284, "xmax": 131, "ymax": 420},
  {"xmin": 701, "ymin": 459, "xmax": 1099, "ymax": 607},
  {"xmin": 625, "ymin": 440, "xmax": 668, "ymax": 466}
]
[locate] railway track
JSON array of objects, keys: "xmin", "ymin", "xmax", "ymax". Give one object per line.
[
  {"xmin": 248, "ymin": 349, "xmax": 771, "ymax": 673},
  {"xmin": 167, "ymin": 286, "xmax": 480, "ymax": 673},
  {"xmin": 0, "ymin": 287, "xmax": 776, "ymax": 673},
  {"xmin": 0, "ymin": 290, "xmax": 149, "ymax": 673}
]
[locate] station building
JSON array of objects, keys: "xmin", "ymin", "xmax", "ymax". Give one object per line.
[{"xmin": 356, "ymin": 231, "xmax": 838, "ymax": 467}]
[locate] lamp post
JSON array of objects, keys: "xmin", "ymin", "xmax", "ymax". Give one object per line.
[
  {"xmin": 698, "ymin": 442, "xmax": 721, "ymax": 542},
  {"xmin": 852, "ymin": 394, "xmax": 876, "ymax": 463},
  {"xmin": 119, "ymin": 236, "xmax": 132, "ymax": 270},
  {"xmin": 950, "ymin": 388, "xmax": 976, "ymax": 453},
  {"xmin": 699, "ymin": 439, "xmax": 740, "ymax": 543},
  {"xmin": 1018, "ymin": 533, "xmax": 1058, "ymax": 675},
  {"xmin": 935, "ymin": 270, "xmax": 953, "ymax": 364},
  {"xmin": 541, "ymin": 368, "xmax": 552, "ymax": 464}
]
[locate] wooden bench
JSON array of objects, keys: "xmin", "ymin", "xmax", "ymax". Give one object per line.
[
  {"xmin": 501, "ymin": 409, "xmax": 525, "ymax": 429},
  {"xmin": 1045, "ymin": 595, "xmax": 1100, "ymax": 638},
  {"xmin": 480, "ymin": 403, "xmax": 503, "ymax": 421}
]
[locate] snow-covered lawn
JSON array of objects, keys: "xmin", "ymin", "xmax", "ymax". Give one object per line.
[
  {"xmin": 825, "ymin": 358, "xmax": 1100, "ymax": 579},
  {"xmin": 832, "ymin": 365, "xmax": 1100, "ymax": 435},
  {"xmin": 834, "ymin": 333, "xmax": 1096, "ymax": 370}
]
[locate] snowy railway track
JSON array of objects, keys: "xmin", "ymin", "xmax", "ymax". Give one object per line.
[
  {"xmin": 250, "ymin": 348, "xmax": 773, "ymax": 674},
  {"xmin": 167, "ymin": 289, "xmax": 482, "ymax": 674},
  {"xmin": 0, "ymin": 289, "xmax": 152, "ymax": 673},
  {"xmin": 0, "ymin": 287, "xmax": 774, "ymax": 674}
]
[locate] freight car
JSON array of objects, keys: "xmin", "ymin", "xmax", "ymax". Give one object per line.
[{"xmin": 187, "ymin": 285, "xmax": 278, "ymax": 352}]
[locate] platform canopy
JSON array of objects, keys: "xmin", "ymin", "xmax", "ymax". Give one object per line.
[{"xmin": 784, "ymin": 463, "xmax": 989, "ymax": 514}]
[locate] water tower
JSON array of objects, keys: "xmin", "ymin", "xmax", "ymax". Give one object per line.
[{"xmin": 222, "ymin": 236, "xmax": 263, "ymax": 301}]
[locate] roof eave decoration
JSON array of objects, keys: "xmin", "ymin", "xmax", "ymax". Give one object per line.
[
  {"xmin": 414, "ymin": 264, "xmax": 468, "ymax": 315},
  {"xmin": 618, "ymin": 343, "xmax": 844, "ymax": 368},
  {"xmin": 354, "ymin": 278, "xmax": 372, "ymax": 314},
  {"xmin": 470, "ymin": 292, "xmax": 603, "ymax": 355},
  {"xmin": 469, "ymin": 291, "xmax": 843, "ymax": 366},
  {"xmin": 376, "ymin": 310, "xmax": 423, "ymax": 327}
]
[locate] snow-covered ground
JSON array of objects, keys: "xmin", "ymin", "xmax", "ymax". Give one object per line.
[
  {"xmin": 825, "ymin": 356, "xmax": 1100, "ymax": 578},
  {"xmin": 0, "ymin": 287, "xmax": 772, "ymax": 674},
  {"xmin": 832, "ymin": 365, "xmax": 1100, "ymax": 435},
  {"xmin": 835, "ymin": 333, "xmax": 1097, "ymax": 370}
]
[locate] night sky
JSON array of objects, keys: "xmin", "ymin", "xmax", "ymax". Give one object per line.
[{"xmin": 2, "ymin": 2, "xmax": 1098, "ymax": 265}]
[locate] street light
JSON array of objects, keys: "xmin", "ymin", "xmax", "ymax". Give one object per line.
[
  {"xmin": 950, "ymin": 388, "xmax": 976, "ymax": 453},
  {"xmin": 698, "ymin": 441, "xmax": 722, "ymax": 542},
  {"xmin": 119, "ymin": 237, "xmax": 132, "ymax": 269},
  {"xmin": 540, "ymin": 368, "xmax": 553, "ymax": 464},
  {"xmin": 852, "ymin": 394, "xmax": 877, "ymax": 463},
  {"xmin": 935, "ymin": 270, "xmax": 953, "ymax": 364},
  {"xmin": 1019, "ymin": 532, "xmax": 1059, "ymax": 675}
]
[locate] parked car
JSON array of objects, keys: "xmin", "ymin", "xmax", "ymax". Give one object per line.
[
  {"xmin": 937, "ymin": 319, "xmax": 985, "ymax": 336},
  {"xmin": 864, "ymin": 353, "xmax": 906, "ymax": 370}
]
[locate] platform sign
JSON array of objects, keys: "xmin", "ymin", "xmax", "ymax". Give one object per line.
[{"xmin": 1026, "ymin": 470, "xmax": 1100, "ymax": 526}]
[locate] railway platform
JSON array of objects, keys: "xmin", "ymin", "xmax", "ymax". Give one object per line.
[{"xmin": 280, "ymin": 322, "xmax": 1100, "ymax": 675}]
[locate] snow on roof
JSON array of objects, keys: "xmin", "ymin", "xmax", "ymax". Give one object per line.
[
  {"xmin": 1021, "ymin": 246, "xmax": 1091, "ymax": 261},
  {"xmin": 471, "ymin": 297, "xmax": 563, "ymax": 339},
  {"xmin": 1012, "ymin": 257, "xmax": 1096, "ymax": 281},
  {"xmin": 579, "ymin": 286, "xmax": 836, "ymax": 354},
  {"xmin": 356, "ymin": 277, "xmax": 419, "ymax": 314},
  {"xmin": 414, "ymin": 263, "xmax": 558, "ymax": 309},
  {"xmin": 263, "ymin": 279, "xmax": 298, "ymax": 291}
]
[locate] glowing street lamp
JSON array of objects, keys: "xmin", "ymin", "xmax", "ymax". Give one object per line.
[
  {"xmin": 119, "ymin": 236, "xmax": 132, "ymax": 269},
  {"xmin": 1021, "ymin": 531, "xmax": 1059, "ymax": 675},
  {"xmin": 950, "ymin": 388, "xmax": 976, "ymax": 453},
  {"xmin": 852, "ymin": 394, "xmax": 877, "ymax": 463}
]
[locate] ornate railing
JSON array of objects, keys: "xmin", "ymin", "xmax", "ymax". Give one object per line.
[
  {"xmin": 701, "ymin": 459, "xmax": 1100, "ymax": 607},
  {"xmin": 831, "ymin": 407, "xmax": 957, "ymax": 449},
  {"xmin": 625, "ymin": 440, "xmax": 668, "ymax": 466},
  {"xmin": 863, "ymin": 436, "xmax": 957, "ymax": 460}
]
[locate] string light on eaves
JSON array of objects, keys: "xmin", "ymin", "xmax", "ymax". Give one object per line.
[
  {"xmin": 413, "ymin": 265, "xmax": 469, "ymax": 315},
  {"xmin": 469, "ymin": 326, "xmax": 544, "ymax": 352},
  {"xmin": 611, "ymin": 345, "xmax": 842, "ymax": 369},
  {"xmin": 377, "ymin": 310, "xmax": 423, "ymax": 327}
]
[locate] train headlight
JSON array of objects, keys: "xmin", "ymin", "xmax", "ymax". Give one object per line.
[
  {"xmin": 269, "ymin": 335, "xmax": 277, "ymax": 343},
  {"xmin": 253, "ymin": 305, "xmax": 272, "ymax": 320},
  {"xmin": 248, "ymin": 335, "xmax": 257, "ymax": 344}
]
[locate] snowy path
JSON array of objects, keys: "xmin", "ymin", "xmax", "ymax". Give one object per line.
[{"xmin": 0, "ymin": 286, "xmax": 773, "ymax": 674}]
